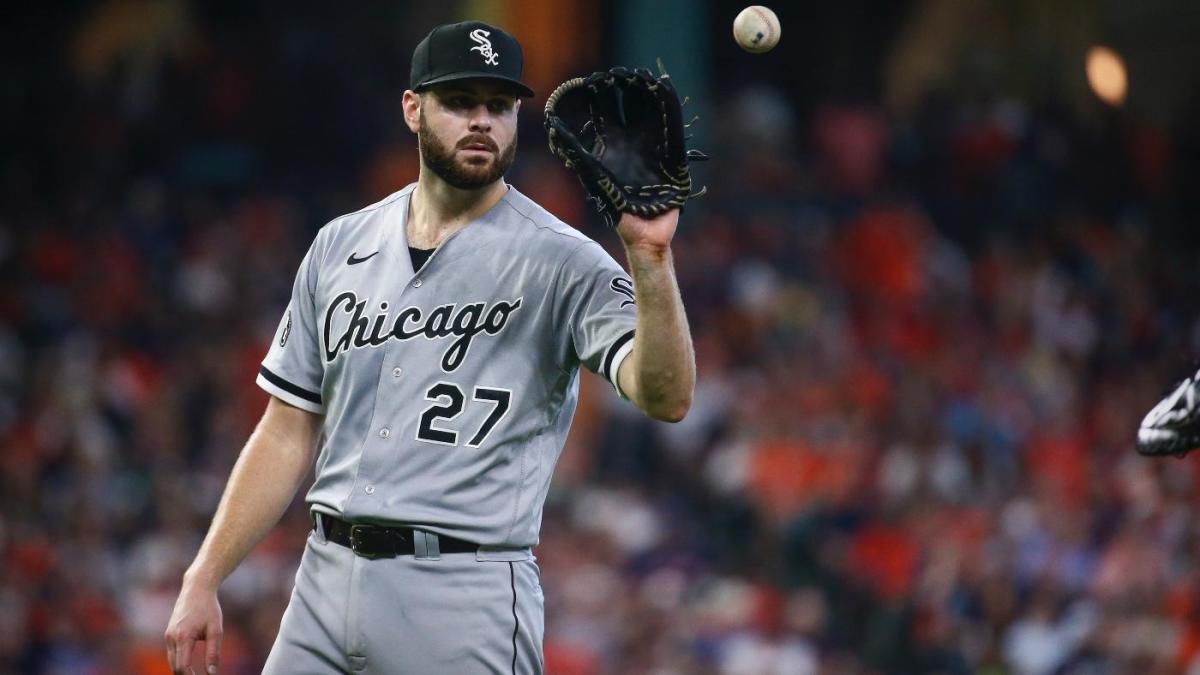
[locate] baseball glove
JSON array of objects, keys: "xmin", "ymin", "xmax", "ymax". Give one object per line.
[
  {"xmin": 544, "ymin": 61, "xmax": 708, "ymax": 227},
  {"xmin": 1136, "ymin": 367, "xmax": 1200, "ymax": 458}
]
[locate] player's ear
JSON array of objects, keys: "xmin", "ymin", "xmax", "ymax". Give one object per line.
[{"xmin": 402, "ymin": 90, "xmax": 422, "ymax": 133}]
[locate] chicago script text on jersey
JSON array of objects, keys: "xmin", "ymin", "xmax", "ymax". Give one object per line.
[{"xmin": 322, "ymin": 291, "xmax": 523, "ymax": 371}]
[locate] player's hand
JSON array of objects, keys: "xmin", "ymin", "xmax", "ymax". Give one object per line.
[
  {"xmin": 165, "ymin": 578, "xmax": 224, "ymax": 675},
  {"xmin": 617, "ymin": 208, "xmax": 680, "ymax": 253}
]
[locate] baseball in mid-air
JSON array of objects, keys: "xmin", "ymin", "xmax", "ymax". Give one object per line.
[{"xmin": 733, "ymin": 6, "xmax": 780, "ymax": 53}]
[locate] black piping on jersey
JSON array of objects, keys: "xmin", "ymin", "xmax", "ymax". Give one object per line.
[
  {"xmin": 509, "ymin": 562, "xmax": 519, "ymax": 675},
  {"xmin": 258, "ymin": 366, "xmax": 322, "ymax": 405},
  {"xmin": 603, "ymin": 329, "xmax": 636, "ymax": 383}
]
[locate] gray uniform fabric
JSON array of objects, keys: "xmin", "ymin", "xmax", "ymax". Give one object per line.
[
  {"xmin": 262, "ymin": 529, "xmax": 544, "ymax": 674},
  {"xmin": 255, "ymin": 183, "xmax": 637, "ymax": 672}
]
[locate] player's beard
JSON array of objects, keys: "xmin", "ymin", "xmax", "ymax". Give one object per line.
[{"xmin": 418, "ymin": 113, "xmax": 517, "ymax": 190}]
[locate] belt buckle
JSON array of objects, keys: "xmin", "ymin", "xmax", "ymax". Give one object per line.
[{"xmin": 349, "ymin": 524, "xmax": 398, "ymax": 560}]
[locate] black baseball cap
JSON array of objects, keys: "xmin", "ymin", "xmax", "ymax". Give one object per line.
[{"xmin": 410, "ymin": 21, "xmax": 535, "ymax": 98}]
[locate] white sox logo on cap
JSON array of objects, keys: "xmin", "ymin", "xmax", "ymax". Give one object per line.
[{"xmin": 469, "ymin": 29, "xmax": 499, "ymax": 66}]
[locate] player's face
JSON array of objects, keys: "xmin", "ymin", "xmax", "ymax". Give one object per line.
[{"xmin": 415, "ymin": 81, "xmax": 519, "ymax": 190}]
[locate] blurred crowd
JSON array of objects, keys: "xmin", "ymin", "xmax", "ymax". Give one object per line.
[{"xmin": 6, "ymin": 2, "xmax": 1200, "ymax": 675}]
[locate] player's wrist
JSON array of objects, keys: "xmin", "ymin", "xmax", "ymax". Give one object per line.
[
  {"xmin": 182, "ymin": 564, "xmax": 222, "ymax": 591},
  {"xmin": 622, "ymin": 238, "xmax": 673, "ymax": 261}
]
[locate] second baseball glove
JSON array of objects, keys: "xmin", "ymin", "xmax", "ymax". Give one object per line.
[
  {"xmin": 544, "ymin": 62, "xmax": 708, "ymax": 227},
  {"xmin": 1137, "ymin": 367, "xmax": 1200, "ymax": 458}
]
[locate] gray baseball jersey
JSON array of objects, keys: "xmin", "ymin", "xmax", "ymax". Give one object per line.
[{"xmin": 256, "ymin": 183, "xmax": 637, "ymax": 548}]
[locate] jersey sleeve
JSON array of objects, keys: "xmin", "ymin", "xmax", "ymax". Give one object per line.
[
  {"xmin": 256, "ymin": 236, "xmax": 326, "ymax": 414},
  {"xmin": 556, "ymin": 241, "xmax": 638, "ymax": 397}
]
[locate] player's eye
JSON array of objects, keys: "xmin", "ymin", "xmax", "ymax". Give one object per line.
[
  {"xmin": 487, "ymin": 99, "xmax": 514, "ymax": 114},
  {"xmin": 440, "ymin": 94, "xmax": 473, "ymax": 110}
]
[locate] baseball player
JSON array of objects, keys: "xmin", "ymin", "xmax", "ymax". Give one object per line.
[{"xmin": 164, "ymin": 20, "xmax": 695, "ymax": 675}]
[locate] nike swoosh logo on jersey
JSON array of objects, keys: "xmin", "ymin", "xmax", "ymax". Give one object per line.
[{"xmin": 347, "ymin": 251, "xmax": 380, "ymax": 265}]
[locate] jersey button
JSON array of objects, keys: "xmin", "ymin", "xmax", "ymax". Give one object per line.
[
  {"xmin": 413, "ymin": 279, "xmax": 422, "ymax": 288},
  {"xmin": 364, "ymin": 485, "xmax": 375, "ymax": 494},
  {"xmin": 392, "ymin": 367, "xmax": 403, "ymax": 378},
  {"xmin": 379, "ymin": 428, "xmax": 390, "ymax": 438}
]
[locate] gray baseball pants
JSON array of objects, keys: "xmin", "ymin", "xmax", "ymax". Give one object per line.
[{"xmin": 261, "ymin": 523, "xmax": 545, "ymax": 674}]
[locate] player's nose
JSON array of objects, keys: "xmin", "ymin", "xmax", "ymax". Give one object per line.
[{"xmin": 467, "ymin": 107, "xmax": 492, "ymax": 132}]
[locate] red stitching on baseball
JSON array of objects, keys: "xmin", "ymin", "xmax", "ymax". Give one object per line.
[{"xmin": 751, "ymin": 6, "xmax": 775, "ymax": 47}]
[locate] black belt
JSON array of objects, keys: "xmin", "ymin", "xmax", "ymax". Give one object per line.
[{"xmin": 316, "ymin": 513, "xmax": 478, "ymax": 559}]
